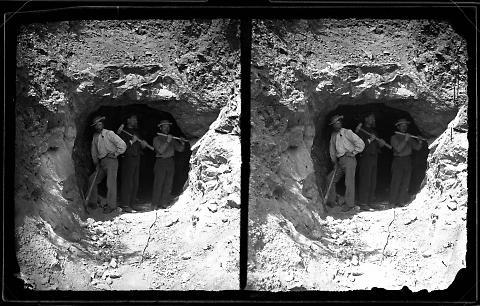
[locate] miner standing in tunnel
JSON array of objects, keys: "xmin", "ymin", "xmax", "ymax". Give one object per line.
[
  {"xmin": 389, "ymin": 118, "xmax": 422, "ymax": 207},
  {"xmin": 326, "ymin": 115, "xmax": 365, "ymax": 212},
  {"xmin": 117, "ymin": 114, "xmax": 147, "ymax": 213},
  {"xmin": 88, "ymin": 116, "xmax": 127, "ymax": 214},
  {"xmin": 355, "ymin": 113, "xmax": 387, "ymax": 210},
  {"xmin": 152, "ymin": 119, "xmax": 185, "ymax": 210}
]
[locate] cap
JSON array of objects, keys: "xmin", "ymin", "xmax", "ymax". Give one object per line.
[
  {"xmin": 329, "ymin": 114, "xmax": 344, "ymax": 125},
  {"xmin": 395, "ymin": 118, "xmax": 411, "ymax": 126},
  {"xmin": 91, "ymin": 116, "xmax": 106, "ymax": 126},
  {"xmin": 158, "ymin": 119, "xmax": 172, "ymax": 127}
]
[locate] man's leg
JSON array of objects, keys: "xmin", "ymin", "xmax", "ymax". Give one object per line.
[
  {"xmin": 152, "ymin": 159, "xmax": 162, "ymax": 207},
  {"xmin": 153, "ymin": 159, "xmax": 168, "ymax": 208},
  {"xmin": 368, "ymin": 157, "xmax": 378, "ymax": 204},
  {"xmin": 160, "ymin": 158, "xmax": 175, "ymax": 207},
  {"xmin": 131, "ymin": 156, "xmax": 140, "ymax": 207},
  {"xmin": 357, "ymin": 156, "xmax": 370, "ymax": 204},
  {"xmin": 87, "ymin": 166, "xmax": 106, "ymax": 206},
  {"xmin": 105, "ymin": 158, "xmax": 119, "ymax": 209},
  {"xmin": 389, "ymin": 157, "xmax": 403, "ymax": 205},
  {"xmin": 120, "ymin": 157, "xmax": 134, "ymax": 207},
  {"xmin": 343, "ymin": 156, "xmax": 357, "ymax": 207},
  {"xmin": 398, "ymin": 157, "xmax": 412, "ymax": 204}
]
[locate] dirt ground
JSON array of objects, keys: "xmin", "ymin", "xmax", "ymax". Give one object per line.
[
  {"xmin": 249, "ymin": 190, "xmax": 466, "ymax": 291},
  {"xmin": 16, "ymin": 189, "xmax": 240, "ymax": 291}
]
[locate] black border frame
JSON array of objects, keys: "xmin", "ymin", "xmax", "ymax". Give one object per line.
[{"xmin": 1, "ymin": 1, "xmax": 478, "ymax": 303}]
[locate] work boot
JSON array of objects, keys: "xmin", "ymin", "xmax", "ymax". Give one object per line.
[
  {"xmin": 326, "ymin": 201, "xmax": 336, "ymax": 208},
  {"xmin": 103, "ymin": 206, "xmax": 115, "ymax": 214},
  {"xmin": 358, "ymin": 204, "xmax": 372, "ymax": 211},
  {"xmin": 122, "ymin": 206, "xmax": 135, "ymax": 213}
]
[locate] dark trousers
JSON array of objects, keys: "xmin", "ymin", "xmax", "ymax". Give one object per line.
[
  {"xmin": 152, "ymin": 157, "xmax": 175, "ymax": 208},
  {"xmin": 389, "ymin": 156, "xmax": 412, "ymax": 205},
  {"xmin": 327, "ymin": 155, "xmax": 357, "ymax": 207},
  {"xmin": 88, "ymin": 157, "xmax": 118, "ymax": 208},
  {"xmin": 120, "ymin": 155, "xmax": 140, "ymax": 207},
  {"xmin": 358, "ymin": 154, "xmax": 377, "ymax": 204}
]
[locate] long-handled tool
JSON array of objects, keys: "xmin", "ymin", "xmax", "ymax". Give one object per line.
[
  {"xmin": 117, "ymin": 124, "xmax": 154, "ymax": 151},
  {"xmin": 323, "ymin": 165, "xmax": 338, "ymax": 208},
  {"xmin": 156, "ymin": 132, "xmax": 189, "ymax": 143},
  {"xmin": 85, "ymin": 167, "xmax": 100, "ymax": 209},
  {"xmin": 394, "ymin": 131, "xmax": 427, "ymax": 142},
  {"xmin": 356, "ymin": 124, "xmax": 392, "ymax": 149}
]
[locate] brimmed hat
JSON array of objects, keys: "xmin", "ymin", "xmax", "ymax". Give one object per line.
[
  {"xmin": 395, "ymin": 118, "xmax": 410, "ymax": 126},
  {"xmin": 329, "ymin": 114, "xmax": 344, "ymax": 125},
  {"xmin": 158, "ymin": 119, "xmax": 172, "ymax": 127},
  {"xmin": 91, "ymin": 116, "xmax": 105, "ymax": 126}
]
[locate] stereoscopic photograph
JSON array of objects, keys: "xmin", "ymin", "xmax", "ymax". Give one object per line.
[
  {"xmin": 14, "ymin": 19, "xmax": 240, "ymax": 290},
  {"xmin": 248, "ymin": 19, "xmax": 468, "ymax": 291}
]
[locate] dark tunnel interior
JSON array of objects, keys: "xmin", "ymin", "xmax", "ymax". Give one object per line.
[
  {"xmin": 323, "ymin": 103, "xmax": 430, "ymax": 203},
  {"xmin": 84, "ymin": 104, "xmax": 192, "ymax": 204}
]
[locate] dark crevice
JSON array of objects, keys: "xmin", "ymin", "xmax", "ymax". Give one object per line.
[
  {"xmin": 74, "ymin": 103, "xmax": 192, "ymax": 204},
  {"xmin": 316, "ymin": 102, "xmax": 429, "ymax": 205}
]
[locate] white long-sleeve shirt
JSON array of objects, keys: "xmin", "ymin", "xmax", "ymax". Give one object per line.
[
  {"xmin": 91, "ymin": 129, "xmax": 126, "ymax": 163},
  {"xmin": 329, "ymin": 128, "xmax": 365, "ymax": 161}
]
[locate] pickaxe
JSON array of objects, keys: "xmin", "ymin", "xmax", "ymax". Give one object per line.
[
  {"xmin": 156, "ymin": 133, "xmax": 189, "ymax": 143},
  {"xmin": 356, "ymin": 124, "xmax": 392, "ymax": 149},
  {"xmin": 394, "ymin": 131, "xmax": 428, "ymax": 142},
  {"xmin": 117, "ymin": 124, "xmax": 154, "ymax": 151}
]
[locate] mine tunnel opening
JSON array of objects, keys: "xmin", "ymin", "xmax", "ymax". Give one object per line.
[
  {"xmin": 77, "ymin": 104, "xmax": 192, "ymax": 205},
  {"xmin": 321, "ymin": 103, "xmax": 429, "ymax": 204}
]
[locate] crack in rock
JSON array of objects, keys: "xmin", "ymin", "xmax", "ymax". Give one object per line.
[{"xmin": 382, "ymin": 210, "xmax": 396, "ymax": 260}]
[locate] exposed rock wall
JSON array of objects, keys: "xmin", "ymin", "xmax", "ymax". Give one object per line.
[
  {"xmin": 15, "ymin": 20, "xmax": 240, "ymax": 280},
  {"xmin": 249, "ymin": 19, "xmax": 468, "ymax": 291}
]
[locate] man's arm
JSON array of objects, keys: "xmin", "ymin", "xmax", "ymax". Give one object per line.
[
  {"xmin": 91, "ymin": 138, "xmax": 99, "ymax": 165},
  {"xmin": 346, "ymin": 129, "xmax": 365, "ymax": 155},
  {"xmin": 329, "ymin": 134, "xmax": 337, "ymax": 163},
  {"xmin": 108, "ymin": 130, "xmax": 126, "ymax": 156},
  {"xmin": 118, "ymin": 131, "xmax": 133, "ymax": 150},
  {"xmin": 391, "ymin": 134, "xmax": 409, "ymax": 153},
  {"xmin": 153, "ymin": 136, "xmax": 170, "ymax": 154},
  {"xmin": 410, "ymin": 138, "xmax": 422, "ymax": 151},
  {"xmin": 173, "ymin": 139, "xmax": 185, "ymax": 152}
]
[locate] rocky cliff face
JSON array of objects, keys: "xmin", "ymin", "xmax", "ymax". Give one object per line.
[
  {"xmin": 249, "ymin": 19, "xmax": 468, "ymax": 291},
  {"xmin": 15, "ymin": 19, "xmax": 240, "ymax": 290}
]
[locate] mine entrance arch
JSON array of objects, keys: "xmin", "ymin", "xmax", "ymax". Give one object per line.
[
  {"xmin": 323, "ymin": 103, "xmax": 429, "ymax": 204},
  {"xmin": 80, "ymin": 104, "xmax": 191, "ymax": 204}
]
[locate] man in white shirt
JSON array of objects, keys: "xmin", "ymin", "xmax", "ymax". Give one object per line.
[
  {"xmin": 88, "ymin": 116, "xmax": 127, "ymax": 214},
  {"xmin": 326, "ymin": 114, "xmax": 365, "ymax": 212}
]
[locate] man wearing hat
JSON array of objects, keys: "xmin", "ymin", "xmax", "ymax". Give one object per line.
[
  {"xmin": 355, "ymin": 113, "xmax": 387, "ymax": 209},
  {"xmin": 117, "ymin": 114, "xmax": 147, "ymax": 213},
  {"xmin": 326, "ymin": 114, "xmax": 365, "ymax": 212},
  {"xmin": 152, "ymin": 119, "xmax": 185, "ymax": 210},
  {"xmin": 88, "ymin": 115, "xmax": 127, "ymax": 213},
  {"xmin": 389, "ymin": 118, "xmax": 422, "ymax": 207}
]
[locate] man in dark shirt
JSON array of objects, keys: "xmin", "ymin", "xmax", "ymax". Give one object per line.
[
  {"xmin": 118, "ymin": 114, "xmax": 146, "ymax": 212},
  {"xmin": 389, "ymin": 118, "xmax": 422, "ymax": 207},
  {"xmin": 355, "ymin": 113, "xmax": 387, "ymax": 210}
]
